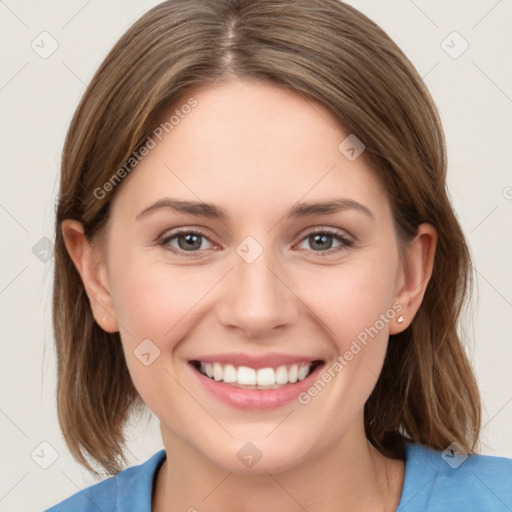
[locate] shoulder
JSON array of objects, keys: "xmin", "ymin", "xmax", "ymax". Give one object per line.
[
  {"xmin": 399, "ymin": 442, "xmax": 512, "ymax": 511},
  {"xmin": 43, "ymin": 450, "xmax": 166, "ymax": 512}
]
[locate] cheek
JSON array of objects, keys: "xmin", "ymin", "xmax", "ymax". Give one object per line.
[
  {"xmin": 107, "ymin": 256, "xmax": 215, "ymax": 414},
  {"xmin": 298, "ymin": 260, "xmax": 398, "ymax": 348},
  {"xmin": 110, "ymin": 259, "xmax": 218, "ymax": 345},
  {"xmin": 106, "ymin": 243, "xmax": 231, "ymax": 404},
  {"xmin": 290, "ymin": 265, "xmax": 396, "ymax": 425},
  {"xmin": 293, "ymin": 257, "xmax": 399, "ymax": 408}
]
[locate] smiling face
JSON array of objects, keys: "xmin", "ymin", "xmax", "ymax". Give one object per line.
[{"xmin": 65, "ymin": 79, "xmax": 432, "ymax": 474}]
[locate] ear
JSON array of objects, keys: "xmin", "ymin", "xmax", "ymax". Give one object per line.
[
  {"xmin": 389, "ymin": 223, "xmax": 437, "ymax": 335},
  {"xmin": 61, "ymin": 220, "xmax": 119, "ymax": 333}
]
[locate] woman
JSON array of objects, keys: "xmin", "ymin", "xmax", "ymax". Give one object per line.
[{"xmin": 46, "ymin": 0, "xmax": 512, "ymax": 510}]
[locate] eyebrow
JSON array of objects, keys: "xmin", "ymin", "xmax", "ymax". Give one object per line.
[{"xmin": 136, "ymin": 198, "xmax": 374, "ymax": 221}]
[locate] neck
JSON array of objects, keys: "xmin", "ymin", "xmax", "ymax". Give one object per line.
[{"xmin": 152, "ymin": 421, "xmax": 405, "ymax": 512}]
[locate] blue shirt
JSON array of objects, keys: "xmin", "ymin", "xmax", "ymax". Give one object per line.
[{"xmin": 44, "ymin": 442, "xmax": 512, "ymax": 511}]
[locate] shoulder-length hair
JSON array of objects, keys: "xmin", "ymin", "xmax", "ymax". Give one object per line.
[{"xmin": 53, "ymin": 0, "xmax": 481, "ymax": 475}]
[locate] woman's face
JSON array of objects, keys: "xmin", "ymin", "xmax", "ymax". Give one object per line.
[{"xmin": 90, "ymin": 79, "xmax": 418, "ymax": 472}]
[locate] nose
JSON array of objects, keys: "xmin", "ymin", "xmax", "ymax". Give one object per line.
[{"xmin": 216, "ymin": 245, "xmax": 299, "ymax": 339}]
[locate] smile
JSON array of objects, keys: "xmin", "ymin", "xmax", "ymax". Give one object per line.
[{"xmin": 191, "ymin": 360, "xmax": 323, "ymax": 389}]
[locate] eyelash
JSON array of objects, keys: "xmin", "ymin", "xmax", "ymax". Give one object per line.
[{"xmin": 158, "ymin": 227, "xmax": 354, "ymax": 258}]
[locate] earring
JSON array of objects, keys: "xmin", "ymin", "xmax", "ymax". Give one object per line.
[
  {"xmin": 397, "ymin": 315, "xmax": 405, "ymax": 324},
  {"xmin": 102, "ymin": 315, "xmax": 108, "ymax": 321}
]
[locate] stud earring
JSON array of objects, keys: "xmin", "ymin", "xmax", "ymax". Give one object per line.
[
  {"xmin": 102, "ymin": 315, "xmax": 108, "ymax": 321},
  {"xmin": 397, "ymin": 315, "xmax": 405, "ymax": 324}
]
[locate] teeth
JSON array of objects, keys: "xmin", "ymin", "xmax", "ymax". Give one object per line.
[
  {"xmin": 275, "ymin": 365, "xmax": 288, "ymax": 384},
  {"xmin": 237, "ymin": 366, "xmax": 256, "ymax": 385},
  {"xmin": 298, "ymin": 364, "xmax": 309, "ymax": 381},
  {"xmin": 198, "ymin": 361, "xmax": 315, "ymax": 387},
  {"xmin": 223, "ymin": 364, "xmax": 237, "ymax": 383},
  {"xmin": 213, "ymin": 362, "xmax": 223, "ymax": 381},
  {"xmin": 257, "ymin": 367, "xmax": 275, "ymax": 386},
  {"xmin": 204, "ymin": 363, "xmax": 213, "ymax": 379},
  {"xmin": 288, "ymin": 364, "xmax": 299, "ymax": 383}
]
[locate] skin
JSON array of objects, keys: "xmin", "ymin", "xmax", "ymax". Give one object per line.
[{"xmin": 63, "ymin": 79, "xmax": 437, "ymax": 512}]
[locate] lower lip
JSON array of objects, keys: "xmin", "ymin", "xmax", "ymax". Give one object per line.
[{"xmin": 190, "ymin": 362, "xmax": 324, "ymax": 410}]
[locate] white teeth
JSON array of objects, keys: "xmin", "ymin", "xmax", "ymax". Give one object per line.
[
  {"xmin": 298, "ymin": 363, "xmax": 309, "ymax": 381},
  {"xmin": 237, "ymin": 366, "xmax": 256, "ymax": 385},
  {"xmin": 197, "ymin": 361, "xmax": 316, "ymax": 387},
  {"xmin": 256, "ymin": 368, "xmax": 275, "ymax": 386},
  {"xmin": 201, "ymin": 362, "xmax": 213, "ymax": 378},
  {"xmin": 213, "ymin": 362, "xmax": 223, "ymax": 381},
  {"xmin": 275, "ymin": 365, "xmax": 288, "ymax": 384},
  {"xmin": 288, "ymin": 364, "xmax": 299, "ymax": 383},
  {"xmin": 223, "ymin": 364, "xmax": 237, "ymax": 383}
]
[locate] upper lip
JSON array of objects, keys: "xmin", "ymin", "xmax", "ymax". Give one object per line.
[{"xmin": 189, "ymin": 352, "xmax": 324, "ymax": 369}]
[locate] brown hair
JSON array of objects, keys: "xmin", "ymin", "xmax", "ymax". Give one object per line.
[{"xmin": 53, "ymin": 0, "xmax": 481, "ymax": 475}]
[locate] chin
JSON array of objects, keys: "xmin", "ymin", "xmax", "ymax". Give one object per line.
[{"xmin": 203, "ymin": 436, "xmax": 315, "ymax": 475}]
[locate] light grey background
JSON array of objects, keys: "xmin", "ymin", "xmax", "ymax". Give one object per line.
[{"xmin": 0, "ymin": 1, "xmax": 510, "ymax": 511}]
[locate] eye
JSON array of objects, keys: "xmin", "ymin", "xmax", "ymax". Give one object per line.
[
  {"xmin": 296, "ymin": 228, "xmax": 354, "ymax": 254},
  {"xmin": 159, "ymin": 228, "xmax": 216, "ymax": 256},
  {"xmin": 158, "ymin": 226, "xmax": 354, "ymax": 258}
]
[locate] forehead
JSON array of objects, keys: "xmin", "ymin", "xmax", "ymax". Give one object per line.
[{"xmin": 111, "ymin": 79, "xmax": 390, "ymax": 224}]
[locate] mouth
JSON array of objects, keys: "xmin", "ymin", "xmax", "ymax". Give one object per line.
[{"xmin": 189, "ymin": 359, "xmax": 324, "ymax": 390}]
